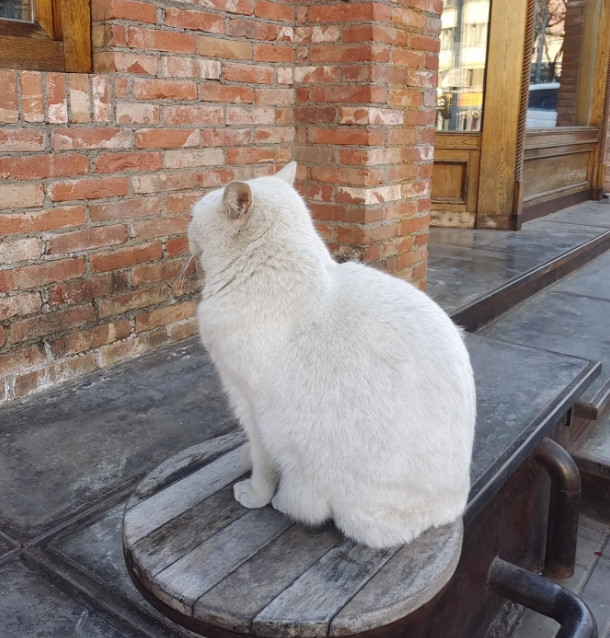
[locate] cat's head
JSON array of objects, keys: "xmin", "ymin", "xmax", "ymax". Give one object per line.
[{"xmin": 188, "ymin": 161, "xmax": 302, "ymax": 269}]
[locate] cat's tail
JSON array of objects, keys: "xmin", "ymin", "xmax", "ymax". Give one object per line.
[{"xmin": 334, "ymin": 502, "xmax": 465, "ymax": 549}]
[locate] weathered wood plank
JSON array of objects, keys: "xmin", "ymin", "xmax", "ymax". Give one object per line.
[
  {"xmin": 153, "ymin": 507, "xmax": 293, "ymax": 615},
  {"xmin": 131, "ymin": 431, "xmax": 245, "ymax": 502},
  {"xmin": 194, "ymin": 524, "xmax": 343, "ymax": 634},
  {"xmin": 131, "ymin": 483, "xmax": 247, "ymax": 585},
  {"xmin": 252, "ymin": 541, "xmax": 398, "ymax": 638},
  {"xmin": 123, "ymin": 446, "xmax": 245, "ymax": 545},
  {"xmin": 329, "ymin": 519, "xmax": 463, "ymax": 636}
]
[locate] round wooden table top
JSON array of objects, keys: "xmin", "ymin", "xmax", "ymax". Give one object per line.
[{"xmin": 123, "ymin": 432, "xmax": 463, "ymax": 637}]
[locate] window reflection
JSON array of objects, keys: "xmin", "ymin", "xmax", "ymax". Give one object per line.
[
  {"xmin": 437, "ymin": 0, "xmax": 491, "ymax": 132},
  {"xmin": 527, "ymin": 0, "xmax": 599, "ymax": 129},
  {"xmin": 0, "ymin": 0, "xmax": 33, "ymax": 22}
]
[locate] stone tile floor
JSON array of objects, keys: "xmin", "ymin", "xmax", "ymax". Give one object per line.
[
  {"xmin": 503, "ymin": 516, "xmax": 610, "ymax": 638},
  {"xmin": 0, "ymin": 199, "xmax": 609, "ymax": 637}
]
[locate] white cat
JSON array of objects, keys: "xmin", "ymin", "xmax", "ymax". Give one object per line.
[{"xmin": 188, "ymin": 162, "xmax": 476, "ymax": 548}]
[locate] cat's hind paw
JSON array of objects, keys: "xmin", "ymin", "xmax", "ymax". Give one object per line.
[{"xmin": 233, "ymin": 479, "xmax": 273, "ymax": 509}]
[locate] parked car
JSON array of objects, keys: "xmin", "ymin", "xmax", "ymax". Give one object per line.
[{"xmin": 526, "ymin": 82, "xmax": 559, "ymax": 128}]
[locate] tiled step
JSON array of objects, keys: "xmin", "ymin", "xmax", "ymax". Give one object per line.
[
  {"xmin": 428, "ymin": 202, "xmax": 610, "ymax": 332},
  {"xmin": 571, "ymin": 413, "xmax": 610, "ymax": 524}
]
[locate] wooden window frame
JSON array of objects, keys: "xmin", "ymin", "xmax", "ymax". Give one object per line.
[{"xmin": 0, "ymin": 0, "xmax": 91, "ymax": 72}]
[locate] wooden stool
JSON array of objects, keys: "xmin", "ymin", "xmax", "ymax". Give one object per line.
[{"xmin": 123, "ymin": 431, "xmax": 463, "ymax": 637}]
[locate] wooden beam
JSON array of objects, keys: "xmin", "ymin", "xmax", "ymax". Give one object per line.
[{"xmin": 476, "ymin": 0, "xmax": 528, "ymax": 228}]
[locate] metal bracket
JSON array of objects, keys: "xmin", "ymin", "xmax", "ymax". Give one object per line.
[{"xmin": 534, "ymin": 437, "xmax": 581, "ymax": 579}]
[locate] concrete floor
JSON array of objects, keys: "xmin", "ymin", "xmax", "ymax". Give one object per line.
[{"xmin": 0, "ymin": 200, "xmax": 609, "ymax": 637}]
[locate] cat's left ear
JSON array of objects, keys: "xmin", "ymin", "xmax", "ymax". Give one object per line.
[
  {"xmin": 275, "ymin": 161, "xmax": 297, "ymax": 185},
  {"xmin": 223, "ymin": 182, "xmax": 252, "ymax": 219}
]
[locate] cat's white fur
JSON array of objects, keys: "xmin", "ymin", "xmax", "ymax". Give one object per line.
[{"xmin": 188, "ymin": 162, "xmax": 476, "ymax": 548}]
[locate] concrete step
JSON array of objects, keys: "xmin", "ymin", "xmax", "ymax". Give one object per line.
[
  {"xmin": 477, "ymin": 249, "xmax": 610, "ymax": 431},
  {"xmin": 428, "ymin": 201, "xmax": 610, "ymax": 332}
]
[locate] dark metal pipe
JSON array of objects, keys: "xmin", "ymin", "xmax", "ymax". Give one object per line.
[
  {"xmin": 488, "ymin": 557, "xmax": 597, "ymax": 638},
  {"xmin": 534, "ymin": 437, "xmax": 581, "ymax": 579}
]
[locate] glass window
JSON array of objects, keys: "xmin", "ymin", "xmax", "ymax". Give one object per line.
[
  {"xmin": 527, "ymin": 0, "xmax": 601, "ymax": 129},
  {"xmin": 0, "ymin": 0, "xmax": 33, "ymax": 22},
  {"xmin": 437, "ymin": 0, "xmax": 491, "ymax": 132}
]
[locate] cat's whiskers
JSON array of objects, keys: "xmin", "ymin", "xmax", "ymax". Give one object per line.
[{"xmin": 174, "ymin": 254, "xmax": 195, "ymax": 294}]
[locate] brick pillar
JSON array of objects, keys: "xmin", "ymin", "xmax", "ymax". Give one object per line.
[{"xmin": 294, "ymin": 0, "xmax": 440, "ymax": 287}]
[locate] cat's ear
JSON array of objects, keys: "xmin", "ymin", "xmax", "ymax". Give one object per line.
[
  {"xmin": 275, "ymin": 161, "xmax": 297, "ymax": 185},
  {"xmin": 223, "ymin": 182, "xmax": 252, "ymax": 219}
]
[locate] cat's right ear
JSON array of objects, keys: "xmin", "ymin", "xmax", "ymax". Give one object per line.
[{"xmin": 223, "ymin": 182, "xmax": 252, "ymax": 219}]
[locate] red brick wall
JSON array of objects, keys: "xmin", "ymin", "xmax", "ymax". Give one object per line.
[{"xmin": 0, "ymin": 0, "xmax": 440, "ymax": 403}]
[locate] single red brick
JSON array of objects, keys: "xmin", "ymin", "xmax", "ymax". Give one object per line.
[
  {"xmin": 254, "ymin": 88, "xmax": 293, "ymax": 106},
  {"xmin": 201, "ymin": 84, "xmax": 253, "ymax": 103},
  {"xmin": 197, "ymin": 0, "xmax": 252, "ymax": 15},
  {"xmin": 0, "ymin": 205, "xmax": 86, "ymax": 236},
  {"xmin": 309, "ymin": 3, "xmax": 391, "ymax": 23},
  {"xmin": 165, "ymin": 237, "xmax": 189, "ymax": 257},
  {"xmin": 135, "ymin": 300, "xmax": 196, "ymax": 333},
  {"xmin": 46, "ymin": 73, "xmax": 68, "ymax": 123},
  {"xmin": 255, "ymin": 127, "xmax": 295, "ymax": 144},
  {"xmin": 164, "ymin": 7, "xmax": 224, "ymax": 32},
  {"xmin": 116, "ymin": 102, "xmax": 160, "ymax": 125},
  {"xmin": 0, "ymin": 257, "xmax": 86, "ymax": 293},
  {"xmin": 197, "ymin": 36, "xmax": 252, "ymax": 59},
  {"xmin": 132, "ymin": 172, "xmax": 201, "ymax": 194},
  {"xmin": 0, "ymin": 292, "xmax": 42, "ymax": 321},
  {"xmin": 132, "ymin": 258, "xmax": 194, "ymax": 286},
  {"xmin": 309, "ymin": 127, "xmax": 385, "ymax": 146},
  {"xmin": 0, "ymin": 69, "xmax": 18, "ymax": 123},
  {"xmin": 168, "ymin": 318, "xmax": 198, "ymax": 342},
  {"xmin": 49, "ymin": 177, "xmax": 130, "ymax": 202},
  {"xmin": 97, "ymin": 285, "xmax": 170, "ymax": 317},
  {"xmin": 309, "ymin": 85, "xmax": 387, "ymax": 104},
  {"xmin": 224, "ymin": 62, "xmax": 274, "ymax": 84},
  {"xmin": 166, "ymin": 191, "xmax": 202, "ymax": 214},
  {"xmin": 0, "ymin": 129, "xmax": 45, "ymax": 152},
  {"xmin": 133, "ymin": 78, "xmax": 197, "ymax": 100},
  {"xmin": 0, "ymin": 154, "xmax": 89, "ymax": 181},
  {"xmin": 46, "ymin": 225, "xmax": 128, "ymax": 255},
  {"xmin": 162, "ymin": 105, "xmax": 223, "ymax": 126},
  {"xmin": 89, "ymin": 197, "xmax": 162, "ymax": 221},
  {"xmin": 228, "ymin": 18, "xmax": 275, "ymax": 40},
  {"xmin": 295, "ymin": 106, "xmax": 337, "ymax": 123},
  {"xmin": 90, "ymin": 242, "xmax": 163, "ymax": 272},
  {"xmin": 253, "ymin": 43, "xmax": 293, "ymax": 62},
  {"xmin": 226, "ymin": 106, "xmax": 274, "ymax": 125},
  {"xmin": 51, "ymin": 128, "xmax": 132, "ymax": 150},
  {"xmin": 94, "ymin": 151, "xmax": 161, "ymax": 173},
  {"xmin": 226, "ymin": 147, "xmax": 274, "ymax": 165},
  {"xmin": 131, "ymin": 214, "xmax": 190, "ymax": 241},
  {"xmin": 68, "ymin": 74, "xmax": 91, "ymax": 124},
  {"xmin": 20, "ymin": 71, "xmax": 44, "ymax": 123},
  {"xmin": 199, "ymin": 128, "xmax": 253, "ymax": 147},
  {"xmin": 0, "ymin": 183, "xmax": 45, "ymax": 210},
  {"xmin": 129, "ymin": 27, "xmax": 196, "ymax": 53},
  {"xmin": 105, "ymin": 0, "xmax": 158, "ymax": 22},
  {"xmin": 160, "ymin": 57, "xmax": 221, "ymax": 79},
  {"xmin": 255, "ymin": 0, "xmax": 293, "ymax": 21},
  {"xmin": 135, "ymin": 128, "xmax": 200, "ymax": 149},
  {"xmin": 163, "ymin": 148, "xmax": 224, "ymax": 169},
  {"xmin": 92, "ymin": 76, "xmax": 111, "ymax": 122}
]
